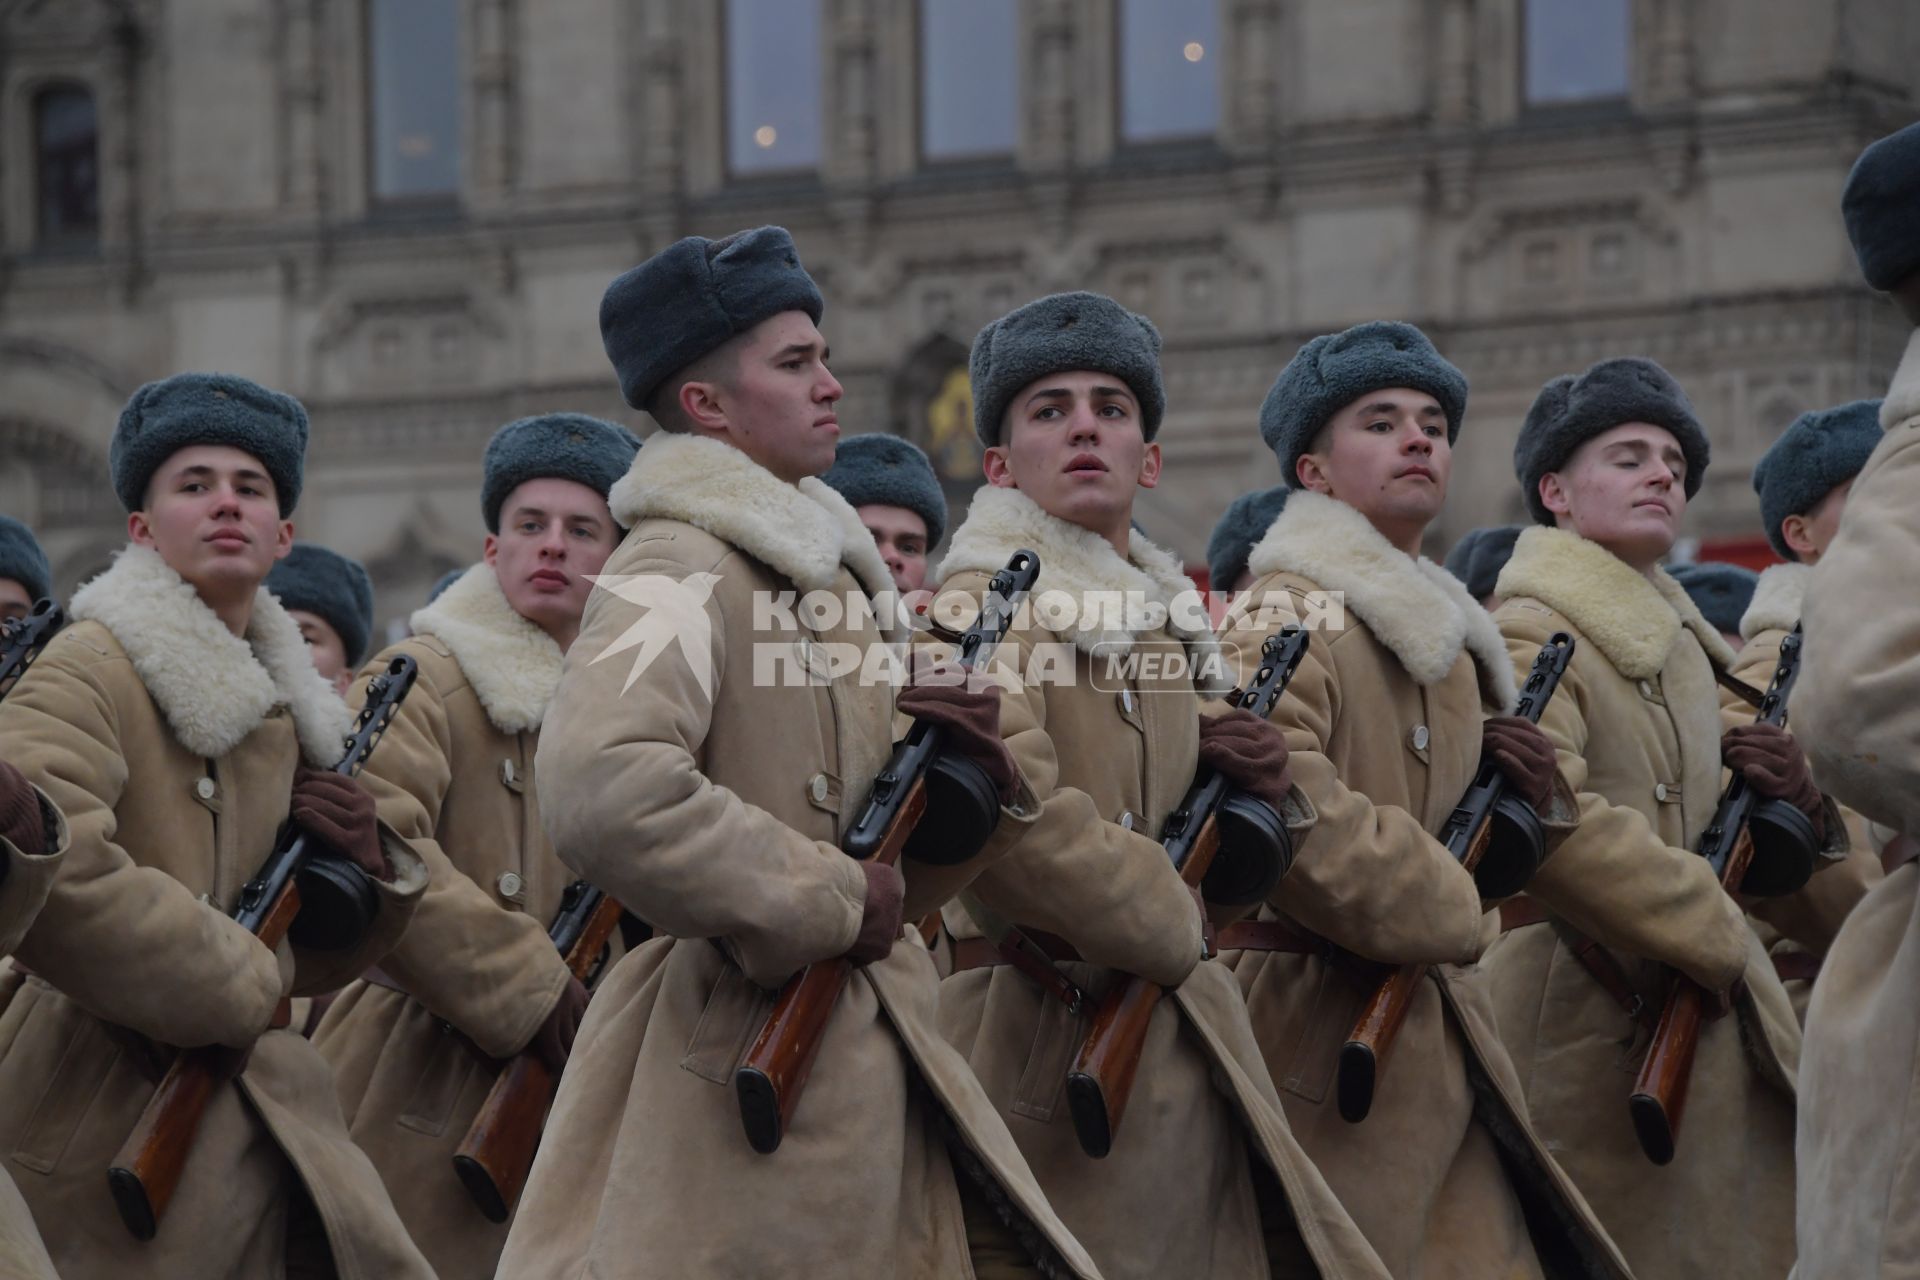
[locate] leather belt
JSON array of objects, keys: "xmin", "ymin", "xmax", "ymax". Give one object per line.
[
  {"xmin": 361, "ymin": 965, "xmax": 407, "ymax": 995},
  {"xmin": 951, "ymin": 929, "xmax": 1082, "ymax": 973},
  {"xmin": 1499, "ymin": 896, "xmax": 1549, "ymax": 931},
  {"xmin": 1772, "ymin": 950, "xmax": 1822, "ymax": 984},
  {"xmin": 1497, "ymin": 897, "xmax": 1657, "ymax": 1030},
  {"xmin": 1214, "ymin": 918, "xmax": 1324, "ymax": 954}
]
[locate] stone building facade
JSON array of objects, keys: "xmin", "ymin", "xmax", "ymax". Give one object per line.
[{"xmin": 1, "ymin": 0, "xmax": 1915, "ymax": 635}]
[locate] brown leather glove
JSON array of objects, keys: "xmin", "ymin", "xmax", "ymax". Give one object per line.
[
  {"xmin": 530, "ymin": 976, "xmax": 590, "ymax": 1073},
  {"xmin": 0, "ymin": 760, "xmax": 46, "ymax": 855},
  {"xmin": 1483, "ymin": 716, "xmax": 1557, "ymax": 814},
  {"xmin": 897, "ymin": 674, "xmax": 1019, "ymax": 805},
  {"xmin": 847, "ymin": 860, "xmax": 905, "ymax": 964},
  {"xmin": 1197, "ymin": 709, "xmax": 1292, "ymax": 811},
  {"xmin": 290, "ymin": 767, "xmax": 392, "ymax": 882},
  {"xmin": 1723, "ymin": 722, "xmax": 1825, "ymax": 831}
]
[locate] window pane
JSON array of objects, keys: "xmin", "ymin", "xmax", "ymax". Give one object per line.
[
  {"xmin": 369, "ymin": 0, "xmax": 462, "ymax": 199},
  {"xmin": 1120, "ymin": 0, "xmax": 1220, "ymax": 143},
  {"xmin": 727, "ymin": 0, "xmax": 823, "ymax": 175},
  {"xmin": 921, "ymin": 0, "xmax": 1017, "ymax": 160},
  {"xmin": 1525, "ymin": 0, "xmax": 1629, "ymax": 104},
  {"xmin": 35, "ymin": 87, "xmax": 99, "ymax": 242}
]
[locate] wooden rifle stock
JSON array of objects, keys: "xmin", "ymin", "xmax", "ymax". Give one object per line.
[
  {"xmin": 1065, "ymin": 626, "xmax": 1311, "ymax": 1158},
  {"xmin": 1630, "ymin": 627, "xmax": 1803, "ymax": 1165},
  {"xmin": 729, "ymin": 549, "xmax": 1038, "ymax": 1155},
  {"xmin": 106, "ymin": 656, "xmax": 418, "ymax": 1240},
  {"xmin": 452, "ymin": 888, "xmax": 625, "ymax": 1222},
  {"xmin": 1336, "ymin": 632, "xmax": 1577, "ymax": 1123},
  {"xmin": 1065, "ymin": 819, "xmax": 1220, "ymax": 1158}
]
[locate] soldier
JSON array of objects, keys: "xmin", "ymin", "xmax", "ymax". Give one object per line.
[
  {"xmin": 0, "ymin": 372, "xmax": 432, "ymax": 1277},
  {"xmin": 1205, "ymin": 484, "xmax": 1289, "ymax": 600},
  {"xmin": 1441, "ymin": 524, "xmax": 1523, "ymax": 611},
  {"xmin": 1733, "ymin": 401, "xmax": 1886, "ymax": 1021},
  {"xmin": 497, "ymin": 227, "xmax": 1102, "ymax": 1279},
  {"xmin": 311, "ymin": 412, "xmax": 639, "ymax": 1276},
  {"xmin": 0, "ymin": 762, "xmax": 63, "ymax": 1278},
  {"xmin": 1487, "ymin": 356, "xmax": 1845, "ymax": 1279},
  {"xmin": 266, "ymin": 542, "xmax": 376, "ymax": 696},
  {"xmin": 0, "ymin": 516, "xmax": 53, "ymax": 623},
  {"xmin": 820, "ymin": 432, "xmax": 947, "ymax": 594},
  {"xmin": 1785, "ymin": 118, "xmax": 1920, "ymax": 1280},
  {"xmin": 1215, "ymin": 322, "xmax": 1628, "ymax": 1279},
  {"xmin": 1667, "ymin": 561, "xmax": 1756, "ymax": 653},
  {"xmin": 931, "ymin": 292, "xmax": 1387, "ymax": 1280}
]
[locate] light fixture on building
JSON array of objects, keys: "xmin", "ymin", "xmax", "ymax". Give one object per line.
[
  {"xmin": 754, "ymin": 124, "xmax": 778, "ymax": 148},
  {"xmin": 1183, "ymin": 42, "xmax": 1205, "ymax": 63}
]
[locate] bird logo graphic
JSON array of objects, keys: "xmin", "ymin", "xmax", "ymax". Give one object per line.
[{"xmin": 584, "ymin": 571, "xmax": 724, "ymax": 700}]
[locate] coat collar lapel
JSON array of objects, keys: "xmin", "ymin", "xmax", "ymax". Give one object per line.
[
  {"xmin": 608, "ymin": 432, "xmax": 900, "ymax": 639},
  {"xmin": 69, "ymin": 545, "xmax": 353, "ymax": 765},
  {"xmin": 1739, "ymin": 561, "xmax": 1809, "ymax": 641},
  {"xmin": 410, "ymin": 562, "xmax": 564, "ymax": 735},
  {"xmin": 1243, "ymin": 489, "xmax": 1517, "ymax": 709},
  {"xmin": 937, "ymin": 484, "xmax": 1230, "ymax": 695},
  {"xmin": 1496, "ymin": 525, "xmax": 1736, "ymax": 678}
]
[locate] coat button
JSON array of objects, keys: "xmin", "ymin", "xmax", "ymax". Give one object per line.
[
  {"xmin": 1119, "ymin": 811, "xmax": 1137, "ymax": 832},
  {"xmin": 1411, "ymin": 725, "xmax": 1430, "ymax": 751},
  {"xmin": 195, "ymin": 777, "xmax": 215, "ymax": 800},
  {"xmin": 1638, "ymin": 680, "xmax": 1655, "ymax": 698},
  {"xmin": 496, "ymin": 872, "xmax": 525, "ymax": 902},
  {"xmin": 808, "ymin": 773, "xmax": 830, "ymax": 804},
  {"xmin": 1119, "ymin": 688, "xmax": 1134, "ymax": 715},
  {"xmin": 1654, "ymin": 783, "xmax": 1669, "ymax": 802},
  {"xmin": 500, "ymin": 759, "xmax": 516, "ymax": 786}
]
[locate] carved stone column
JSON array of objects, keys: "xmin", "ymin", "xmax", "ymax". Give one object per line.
[
  {"xmin": 282, "ymin": 0, "xmax": 324, "ymax": 216},
  {"xmin": 471, "ymin": 0, "xmax": 515, "ymax": 204}
]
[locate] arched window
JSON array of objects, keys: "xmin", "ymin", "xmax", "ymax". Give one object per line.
[
  {"xmin": 1119, "ymin": 0, "xmax": 1220, "ymax": 143},
  {"xmin": 726, "ymin": 0, "xmax": 823, "ymax": 175},
  {"xmin": 368, "ymin": 0, "xmax": 463, "ymax": 200},
  {"xmin": 920, "ymin": 0, "xmax": 1018, "ymax": 161},
  {"xmin": 1525, "ymin": 0, "xmax": 1630, "ymax": 105},
  {"xmin": 34, "ymin": 85, "xmax": 99, "ymax": 245}
]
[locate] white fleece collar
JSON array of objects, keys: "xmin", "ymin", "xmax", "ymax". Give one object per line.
[
  {"xmin": 409, "ymin": 562, "xmax": 563, "ymax": 735},
  {"xmin": 1242, "ymin": 489, "xmax": 1517, "ymax": 710},
  {"xmin": 608, "ymin": 433, "xmax": 900, "ymax": 637},
  {"xmin": 69, "ymin": 545, "xmax": 353, "ymax": 765},
  {"xmin": 936, "ymin": 485, "xmax": 1231, "ymax": 695},
  {"xmin": 1496, "ymin": 526, "xmax": 1736, "ymax": 677},
  {"xmin": 1740, "ymin": 561, "xmax": 1810, "ymax": 641}
]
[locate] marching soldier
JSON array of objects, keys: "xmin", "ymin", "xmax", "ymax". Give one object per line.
[
  {"xmin": 1785, "ymin": 118, "xmax": 1920, "ymax": 1280},
  {"xmin": 930, "ymin": 292, "xmax": 1387, "ymax": 1279},
  {"xmin": 0, "ymin": 372, "xmax": 432, "ymax": 1277},
  {"xmin": 1731, "ymin": 401, "xmax": 1886, "ymax": 1021},
  {"xmin": 821, "ymin": 432, "xmax": 947, "ymax": 594},
  {"xmin": 1205, "ymin": 485, "xmax": 1289, "ymax": 600},
  {"xmin": 266, "ymin": 542, "xmax": 377, "ymax": 697},
  {"xmin": 497, "ymin": 227, "xmax": 1101, "ymax": 1279},
  {"xmin": 0, "ymin": 517, "xmax": 53, "ymax": 623},
  {"xmin": 1215, "ymin": 322, "xmax": 1628, "ymax": 1278},
  {"xmin": 311, "ymin": 413, "xmax": 640, "ymax": 1276},
  {"xmin": 1441, "ymin": 524, "xmax": 1522, "ymax": 611},
  {"xmin": 1487, "ymin": 356, "xmax": 1845, "ymax": 1279}
]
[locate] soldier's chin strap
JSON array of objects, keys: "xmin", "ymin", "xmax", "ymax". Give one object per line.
[{"xmin": 1712, "ymin": 661, "xmax": 1766, "ymax": 711}]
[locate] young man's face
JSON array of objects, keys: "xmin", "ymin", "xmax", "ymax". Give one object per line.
[
  {"xmin": 1539, "ymin": 422, "xmax": 1688, "ymax": 569},
  {"xmin": 0, "ymin": 578, "xmax": 32, "ymax": 624},
  {"xmin": 129, "ymin": 444, "xmax": 293, "ymax": 600},
  {"xmin": 858, "ymin": 504, "xmax": 930, "ymax": 593},
  {"xmin": 1296, "ymin": 387, "xmax": 1450, "ymax": 537},
  {"xmin": 680, "ymin": 310, "xmax": 843, "ymax": 484},
  {"xmin": 1782, "ymin": 477, "xmax": 1854, "ymax": 565},
  {"xmin": 982, "ymin": 370, "xmax": 1161, "ymax": 534},
  {"xmin": 289, "ymin": 608, "xmax": 353, "ymax": 694},
  {"xmin": 485, "ymin": 476, "xmax": 620, "ymax": 634}
]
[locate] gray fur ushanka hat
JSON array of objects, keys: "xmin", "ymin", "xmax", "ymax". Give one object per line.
[
  {"xmin": 0, "ymin": 516, "xmax": 53, "ymax": 604},
  {"xmin": 266, "ymin": 542, "xmax": 377, "ymax": 667},
  {"xmin": 1514, "ymin": 357, "xmax": 1710, "ymax": 525},
  {"xmin": 821, "ymin": 434, "xmax": 949, "ymax": 547},
  {"xmin": 1668, "ymin": 561, "xmax": 1758, "ymax": 636},
  {"xmin": 1752, "ymin": 400, "xmax": 1882, "ymax": 560},
  {"xmin": 1206, "ymin": 486, "xmax": 1291, "ymax": 590},
  {"xmin": 1842, "ymin": 121, "xmax": 1920, "ymax": 292},
  {"xmin": 1259, "ymin": 321, "xmax": 1468, "ymax": 487},
  {"xmin": 111, "ymin": 372, "xmax": 310, "ymax": 515},
  {"xmin": 481, "ymin": 413, "xmax": 642, "ymax": 534},
  {"xmin": 1443, "ymin": 524, "xmax": 1524, "ymax": 601},
  {"xmin": 600, "ymin": 225, "xmax": 825, "ymax": 413},
  {"xmin": 969, "ymin": 291, "xmax": 1166, "ymax": 447}
]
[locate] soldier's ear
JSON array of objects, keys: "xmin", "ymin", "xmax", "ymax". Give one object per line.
[
  {"xmin": 1538, "ymin": 472, "xmax": 1573, "ymax": 518},
  {"xmin": 982, "ymin": 444, "xmax": 1018, "ymax": 490},
  {"xmin": 1780, "ymin": 512, "xmax": 1818, "ymax": 561},
  {"xmin": 1294, "ymin": 451, "xmax": 1333, "ymax": 496}
]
